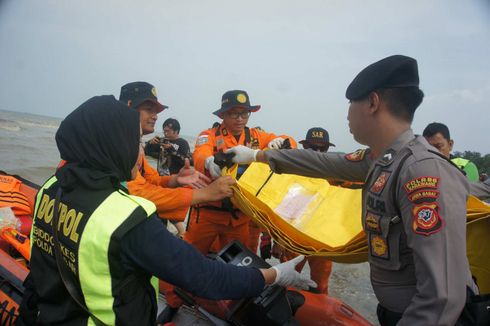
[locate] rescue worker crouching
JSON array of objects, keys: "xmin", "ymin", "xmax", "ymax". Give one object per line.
[{"xmin": 18, "ymin": 95, "xmax": 315, "ymax": 325}]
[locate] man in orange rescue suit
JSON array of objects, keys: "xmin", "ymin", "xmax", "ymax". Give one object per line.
[
  {"xmin": 159, "ymin": 90, "xmax": 296, "ymax": 322},
  {"xmin": 185, "ymin": 89, "xmax": 296, "ymax": 255},
  {"xmin": 119, "ymin": 81, "xmax": 236, "ymax": 222}
]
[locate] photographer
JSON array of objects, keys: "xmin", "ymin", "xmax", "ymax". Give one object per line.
[{"xmin": 145, "ymin": 118, "xmax": 193, "ymax": 176}]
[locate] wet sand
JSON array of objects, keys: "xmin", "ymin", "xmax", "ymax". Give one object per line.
[{"xmin": 329, "ymin": 262, "xmax": 378, "ymax": 325}]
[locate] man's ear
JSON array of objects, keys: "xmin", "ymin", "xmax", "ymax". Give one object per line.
[
  {"xmin": 368, "ymin": 91, "xmax": 381, "ymax": 114},
  {"xmin": 127, "ymin": 100, "xmax": 132, "ymax": 107},
  {"xmin": 449, "ymin": 139, "xmax": 454, "ymax": 152}
]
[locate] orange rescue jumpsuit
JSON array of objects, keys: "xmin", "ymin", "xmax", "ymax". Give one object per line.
[
  {"xmin": 185, "ymin": 125, "xmax": 296, "ymax": 254},
  {"xmin": 163, "ymin": 126, "xmax": 295, "ymax": 308},
  {"xmin": 127, "ymin": 155, "xmax": 192, "ymax": 221}
]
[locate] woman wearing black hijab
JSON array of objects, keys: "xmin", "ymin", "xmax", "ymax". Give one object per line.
[{"xmin": 20, "ymin": 95, "xmax": 314, "ymax": 325}]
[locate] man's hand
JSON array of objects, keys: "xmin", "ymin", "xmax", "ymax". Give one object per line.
[
  {"xmin": 272, "ymin": 255, "xmax": 317, "ymax": 290},
  {"xmin": 268, "ymin": 137, "xmax": 285, "ymax": 149},
  {"xmin": 149, "ymin": 136, "xmax": 161, "ymax": 145},
  {"xmin": 205, "ymin": 156, "xmax": 222, "ymax": 179},
  {"xmin": 191, "ymin": 176, "xmax": 236, "ymax": 204},
  {"xmin": 171, "ymin": 158, "xmax": 211, "ymax": 189},
  {"xmin": 225, "ymin": 145, "xmax": 258, "ymax": 164},
  {"xmin": 161, "ymin": 142, "xmax": 172, "ymax": 150}
]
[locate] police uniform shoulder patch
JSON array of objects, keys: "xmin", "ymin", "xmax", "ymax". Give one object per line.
[
  {"xmin": 412, "ymin": 202, "xmax": 444, "ymax": 236},
  {"xmin": 345, "ymin": 149, "xmax": 366, "ymax": 162},
  {"xmin": 403, "ymin": 176, "xmax": 439, "ymax": 193},
  {"xmin": 407, "ymin": 189, "xmax": 439, "ymax": 203},
  {"xmin": 196, "ymin": 135, "xmax": 209, "ymax": 146}
]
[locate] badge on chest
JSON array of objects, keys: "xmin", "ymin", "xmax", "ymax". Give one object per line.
[{"xmin": 370, "ymin": 171, "xmax": 391, "ymax": 195}]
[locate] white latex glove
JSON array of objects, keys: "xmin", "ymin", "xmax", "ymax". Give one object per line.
[
  {"xmin": 272, "ymin": 255, "xmax": 317, "ymax": 290},
  {"xmin": 268, "ymin": 137, "xmax": 285, "ymax": 149},
  {"xmin": 225, "ymin": 145, "xmax": 258, "ymax": 165},
  {"xmin": 205, "ymin": 156, "xmax": 222, "ymax": 179}
]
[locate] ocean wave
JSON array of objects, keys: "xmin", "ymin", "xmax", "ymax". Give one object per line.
[
  {"xmin": 0, "ymin": 110, "xmax": 61, "ymax": 129},
  {"xmin": 0, "ymin": 119, "xmax": 21, "ymax": 132},
  {"xmin": 17, "ymin": 120, "xmax": 60, "ymax": 129}
]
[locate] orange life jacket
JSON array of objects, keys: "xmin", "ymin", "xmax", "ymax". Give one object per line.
[
  {"xmin": 0, "ymin": 175, "xmax": 32, "ymax": 216},
  {"xmin": 0, "ymin": 227, "xmax": 30, "ymax": 261}
]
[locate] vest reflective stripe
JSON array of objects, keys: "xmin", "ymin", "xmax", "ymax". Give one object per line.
[
  {"xmin": 451, "ymin": 157, "xmax": 470, "ymax": 168},
  {"xmin": 30, "ymin": 176, "xmax": 57, "ymax": 250},
  {"xmin": 125, "ymin": 194, "xmax": 159, "ymax": 313},
  {"xmin": 79, "ymin": 190, "xmax": 156, "ymax": 325},
  {"xmin": 0, "ymin": 175, "xmax": 31, "ymax": 215},
  {"xmin": 451, "ymin": 157, "xmax": 479, "ymax": 182}
]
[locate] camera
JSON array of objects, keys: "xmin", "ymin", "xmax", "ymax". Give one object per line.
[{"xmin": 159, "ymin": 138, "xmax": 170, "ymax": 145}]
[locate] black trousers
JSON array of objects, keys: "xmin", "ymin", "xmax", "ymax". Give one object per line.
[{"xmin": 377, "ymin": 304, "xmax": 403, "ymax": 326}]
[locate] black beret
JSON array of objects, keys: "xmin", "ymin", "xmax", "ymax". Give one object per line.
[{"xmin": 345, "ymin": 55, "xmax": 419, "ymax": 100}]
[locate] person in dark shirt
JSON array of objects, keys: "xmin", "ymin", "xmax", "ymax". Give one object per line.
[
  {"xmin": 145, "ymin": 118, "xmax": 193, "ymax": 175},
  {"xmin": 145, "ymin": 118, "xmax": 193, "ymax": 236}
]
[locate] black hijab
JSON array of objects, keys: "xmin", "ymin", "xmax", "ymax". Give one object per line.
[{"xmin": 55, "ymin": 95, "xmax": 140, "ymax": 190}]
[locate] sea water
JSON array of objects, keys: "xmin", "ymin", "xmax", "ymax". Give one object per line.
[
  {"xmin": 0, "ymin": 109, "xmax": 62, "ymax": 184},
  {"xmin": 0, "ymin": 109, "xmax": 378, "ymax": 324}
]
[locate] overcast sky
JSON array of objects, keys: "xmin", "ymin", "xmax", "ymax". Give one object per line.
[{"xmin": 1, "ymin": 0, "xmax": 489, "ymax": 153}]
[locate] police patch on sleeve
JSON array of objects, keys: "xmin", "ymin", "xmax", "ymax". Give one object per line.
[
  {"xmin": 196, "ymin": 135, "xmax": 209, "ymax": 146},
  {"xmin": 408, "ymin": 189, "xmax": 439, "ymax": 203},
  {"xmin": 412, "ymin": 202, "xmax": 444, "ymax": 236},
  {"xmin": 403, "ymin": 176, "xmax": 439, "ymax": 193},
  {"xmin": 345, "ymin": 149, "xmax": 366, "ymax": 162}
]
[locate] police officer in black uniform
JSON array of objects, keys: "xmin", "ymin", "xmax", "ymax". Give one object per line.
[{"xmin": 228, "ymin": 55, "xmax": 478, "ymax": 326}]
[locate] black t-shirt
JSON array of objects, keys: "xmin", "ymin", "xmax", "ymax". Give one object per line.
[{"xmin": 145, "ymin": 138, "xmax": 192, "ymax": 175}]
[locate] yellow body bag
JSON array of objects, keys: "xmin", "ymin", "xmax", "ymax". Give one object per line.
[{"xmin": 227, "ymin": 162, "xmax": 490, "ymax": 283}]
